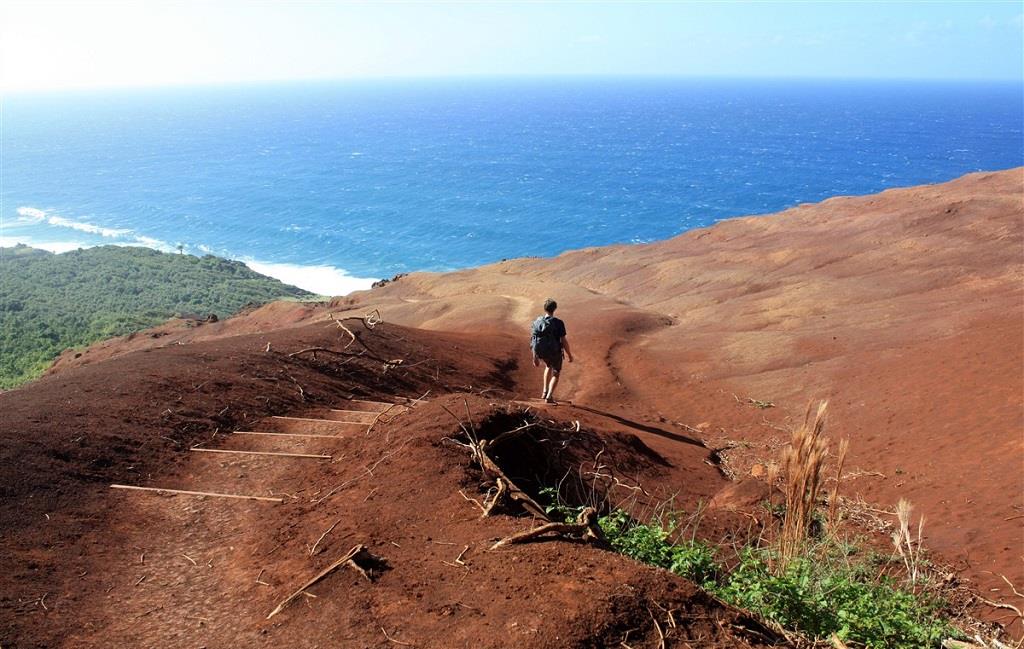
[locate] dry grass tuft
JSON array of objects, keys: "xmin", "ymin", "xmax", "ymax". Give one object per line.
[
  {"xmin": 827, "ymin": 437, "xmax": 849, "ymax": 534},
  {"xmin": 778, "ymin": 400, "xmax": 829, "ymax": 570},
  {"xmin": 892, "ymin": 498, "xmax": 925, "ymax": 589}
]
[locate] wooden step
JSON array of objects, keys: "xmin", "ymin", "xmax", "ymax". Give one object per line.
[
  {"xmin": 110, "ymin": 484, "xmax": 284, "ymax": 503},
  {"xmin": 259, "ymin": 417, "xmax": 368, "ymax": 435},
  {"xmin": 190, "ymin": 447, "xmax": 332, "ymax": 460}
]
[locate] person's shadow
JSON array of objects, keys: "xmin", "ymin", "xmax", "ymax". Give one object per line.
[{"xmin": 569, "ymin": 404, "xmax": 707, "ymax": 449}]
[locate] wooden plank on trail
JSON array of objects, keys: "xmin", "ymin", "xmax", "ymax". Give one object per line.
[
  {"xmin": 192, "ymin": 446, "xmax": 331, "ymax": 456},
  {"xmin": 272, "ymin": 416, "xmax": 369, "ymax": 426},
  {"xmin": 233, "ymin": 430, "xmax": 342, "ymax": 440},
  {"xmin": 348, "ymin": 399, "xmax": 395, "ymax": 406},
  {"xmin": 110, "ymin": 484, "xmax": 283, "ymax": 503},
  {"xmin": 327, "ymin": 409, "xmax": 377, "ymax": 417}
]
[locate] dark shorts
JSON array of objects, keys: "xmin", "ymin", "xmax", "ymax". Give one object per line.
[{"xmin": 538, "ymin": 352, "xmax": 563, "ymax": 373}]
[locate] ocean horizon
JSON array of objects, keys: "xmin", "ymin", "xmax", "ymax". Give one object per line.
[{"xmin": 2, "ymin": 77, "xmax": 1021, "ymax": 295}]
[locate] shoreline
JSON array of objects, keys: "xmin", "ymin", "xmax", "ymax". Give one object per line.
[
  {"xmin": 3, "ymin": 165, "xmax": 1021, "ymax": 297},
  {"xmin": 0, "ymin": 233, "xmax": 377, "ymax": 296}
]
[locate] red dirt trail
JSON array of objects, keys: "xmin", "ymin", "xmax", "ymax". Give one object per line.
[{"xmin": 2, "ymin": 322, "xmax": 772, "ymax": 648}]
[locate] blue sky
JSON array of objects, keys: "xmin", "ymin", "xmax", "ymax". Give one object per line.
[{"xmin": 2, "ymin": 1, "xmax": 1021, "ymax": 91}]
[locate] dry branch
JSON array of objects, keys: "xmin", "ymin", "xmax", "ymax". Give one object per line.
[
  {"xmin": 649, "ymin": 608, "xmax": 666, "ymax": 649},
  {"xmin": 831, "ymin": 634, "xmax": 850, "ymax": 649},
  {"xmin": 441, "ymin": 408, "xmax": 548, "ymax": 520},
  {"xmin": 458, "ymin": 489, "xmax": 486, "ymax": 514},
  {"xmin": 408, "ymin": 390, "xmax": 430, "ymax": 406},
  {"xmin": 363, "ymin": 309, "xmax": 383, "ymax": 329},
  {"xmin": 267, "ymin": 544, "xmax": 382, "ymax": 619},
  {"xmin": 490, "ymin": 507, "xmax": 603, "ymax": 550},
  {"xmin": 487, "ymin": 422, "xmax": 538, "ymax": 448},
  {"xmin": 329, "ymin": 313, "xmax": 359, "ymax": 349},
  {"xmin": 976, "ymin": 595, "xmax": 1023, "ymax": 620},
  {"xmin": 366, "ymin": 403, "xmax": 406, "ymax": 434},
  {"xmin": 289, "ymin": 347, "xmax": 358, "ymax": 359},
  {"xmin": 380, "ymin": 626, "xmax": 413, "ymax": 646},
  {"xmin": 310, "ymin": 519, "xmax": 342, "ymax": 556}
]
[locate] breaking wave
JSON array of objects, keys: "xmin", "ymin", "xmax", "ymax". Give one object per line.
[
  {"xmin": 242, "ymin": 259, "xmax": 376, "ymax": 296},
  {"xmin": 14, "ymin": 206, "xmax": 174, "ymax": 251}
]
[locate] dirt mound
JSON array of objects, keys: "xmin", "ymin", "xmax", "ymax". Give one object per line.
[{"xmin": 1, "ymin": 320, "xmax": 773, "ymax": 647}]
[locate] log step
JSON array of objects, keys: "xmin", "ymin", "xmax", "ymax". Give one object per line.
[
  {"xmin": 190, "ymin": 447, "xmax": 332, "ymax": 460},
  {"xmin": 110, "ymin": 484, "xmax": 284, "ymax": 503}
]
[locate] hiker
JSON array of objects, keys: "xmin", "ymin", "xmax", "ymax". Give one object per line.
[{"xmin": 531, "ymin": 298, "xmax": 573, "ymax": 403}]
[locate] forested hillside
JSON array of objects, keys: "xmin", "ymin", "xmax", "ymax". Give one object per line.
[{"xmin": 0, "ymin": 245, "xmax": 312, "ymax": 388}]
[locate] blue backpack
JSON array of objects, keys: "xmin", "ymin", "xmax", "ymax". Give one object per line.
[{"xmin": 531, "ymin": 316, "xmax": 561, "ymax": 357}]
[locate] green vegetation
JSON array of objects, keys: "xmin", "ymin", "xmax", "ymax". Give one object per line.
[
  {"xmin": 597, "ymin": 508, "xmax": 719, "ymax": 590},
  {"xmin": 0, "ymin": 244, "xmax": 313, "ymax": 388},
  {"xmin": 541, "ymin": 490, "xmax": 958, "ymax": 648},
  {"xmin": 717, "ymin": 545, "xmax": 954, "ymax": 648}
]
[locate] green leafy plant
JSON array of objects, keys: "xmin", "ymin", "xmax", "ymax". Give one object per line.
[
  {"xmin": 716, "ymin": 546, "xmax": 955, "ymax": 648},
  {"xmin": 537, "ymin": 430, "xmax": 962, "ymax": 648},
  {"xmin": 539, "ymin": 486, "xmax": 586, "ymax": 523},
  {"xmin": 598, "ymin": 509, "xmax": 719, "ymax": 589}
]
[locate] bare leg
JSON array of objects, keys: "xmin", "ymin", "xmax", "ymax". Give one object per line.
[
  {"xmin": 542, "ymin": 366, "xmax": 551, "ymax": 398},
  {"xmin": 545, "ymin": 371, "xmax": 560, "ymax": 402}
]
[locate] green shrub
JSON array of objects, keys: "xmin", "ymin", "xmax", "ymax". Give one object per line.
[
  {"xmin": 716, "ymin": 546, "xmax": 955, "ymax": 648},
  {"xmin": 536, "ymin": 487, "xmax": 959, "ymax": 647}
]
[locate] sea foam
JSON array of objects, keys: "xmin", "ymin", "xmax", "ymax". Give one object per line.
[
  {"xmin": 8, "ymin": 207, "xmax": 373, "ymax": 295},
  {"xmin": 13, "ymin": 206, "xmax": 175, "ymax": 251},
  {"xmin": 243, "ymin": 259, "xmax": 376, "ymax": 297}
]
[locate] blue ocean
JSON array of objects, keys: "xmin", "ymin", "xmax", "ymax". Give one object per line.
[{"xmin": 2, "ymin": 78, "xmax": 1021, "ymax": 294}]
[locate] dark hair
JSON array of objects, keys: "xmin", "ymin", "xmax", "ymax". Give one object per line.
[{"xmin": 543, "ymin": 298, "xmax": 557, "ymax": 313}]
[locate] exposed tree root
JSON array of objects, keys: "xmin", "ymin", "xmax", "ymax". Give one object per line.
[
  {"xmin": 480, "ymin": 478, "xmax": 508, "ymax": 517},
  {"xmin": 440, "ymin": 404, "xmax": 550, "ymax": 521},
  {"xmin": 475, "ymin": 441, "xmax": 549, "ymax": 520},
  {"xmin": 490, "ymin": 507, "xmax": 604, "ymax": 550}
]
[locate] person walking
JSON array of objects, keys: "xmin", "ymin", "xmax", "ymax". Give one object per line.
[{"xmin": 531, "ymin": 298, "xmax": 573, "ymax": 403}]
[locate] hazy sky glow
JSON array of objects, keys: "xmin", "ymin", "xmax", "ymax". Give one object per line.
[{"xmin": 2, "ymin": 1, "xmax": 1022, "ymax": 92}]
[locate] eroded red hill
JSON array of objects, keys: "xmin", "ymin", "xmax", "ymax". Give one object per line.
[{"xmin": 2, "ymin": 320, "xmax": 772, "ymax": 648}]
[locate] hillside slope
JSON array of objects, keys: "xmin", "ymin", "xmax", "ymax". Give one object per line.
[
  {"xmin": 0, "ymin": 245, "xmax": 312, "ymax": 387},
  {"xmin": 335, "ymin": 168, "xmax": 1024, "ymax": 626},
  {"xmin": 16, "ymin": 168, "xmax": 1022, "ymax": 641}
]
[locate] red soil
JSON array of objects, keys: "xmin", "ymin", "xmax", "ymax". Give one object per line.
[
  {"xmin": 3, "ymin": 168, "xmax": 1021, "ymax": 645},
  {"xmin": 338, "ymin": 168, "xmax": 1024, "ymax": 633},
  {"xmin": 2, "ymin": 322, "xmax": 771, "ymax": 648}
]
